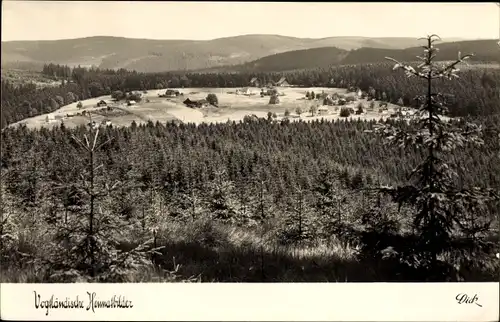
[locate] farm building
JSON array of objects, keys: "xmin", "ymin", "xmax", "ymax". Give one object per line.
[
  {"xmin": 236, "ymin": 88, "xmax": 252, "ymax": 95},
  {"xmin": 97, "ymin": 100, "xmax": 107, "ymax": 107},
  {"xmin": 276, "ymin": 77, "xmax": 289, "ymax": 87},
  {"xmin": 45, "ymin": 114, "xmax": 55, "ymax": 122},
  {"xmin": 317, "ymin": 106, "xmax": 329, "ymax": 115},
  {"xmin": 261, "ymin": 88, "xmax": 278, "ymax": 96},
  {"xmin": 127, "ymin": 100, "xmax": 137, "ymax": 106},
  {"xmin": 249, "ymin": 77, "xmax": 261, "ymax": 87},
  {"xmin": 165, "ymin": 89, "xmax": 181, "ymax": 97},
  {"xmin": 183, "ymin": 98, "xmax": 209, "ymax": 108},
  {"xmin": 183, "ymin": 98, "xmax": 196, "ymax": 107},
  {"xmin": 197, "ymin": 99, "xmax": 209, "ymax": 107}
]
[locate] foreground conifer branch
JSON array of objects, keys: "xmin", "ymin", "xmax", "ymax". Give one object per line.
[{"xmin": 366, "ymin": 35, "xmax": 499, "ymax": 279}]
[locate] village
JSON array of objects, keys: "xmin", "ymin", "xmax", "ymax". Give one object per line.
[{"xmin": 32, "ymin": 74, "xmax": 422, "ymax": 130}]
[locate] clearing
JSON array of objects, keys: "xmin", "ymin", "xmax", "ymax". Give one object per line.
[{"xmin": 9, "ymin": 87, "xmax": 429, "ymax": 129}]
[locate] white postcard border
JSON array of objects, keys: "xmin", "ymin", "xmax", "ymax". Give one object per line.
[{"xmin": 1, "ymin": 282, "xmax": 499, "ymax": 321}]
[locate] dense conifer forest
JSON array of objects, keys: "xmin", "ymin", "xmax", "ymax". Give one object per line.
[{"xmin": 2, "ymin": 116, "xmax": 499, "ymax": 281}]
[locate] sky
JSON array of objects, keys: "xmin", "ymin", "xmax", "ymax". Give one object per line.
[{"xmin": 2, "ymin": 1, "xmax": 499, "ymax": 41}]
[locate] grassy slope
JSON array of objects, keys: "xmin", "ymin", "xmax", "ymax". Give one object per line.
[
  {"xmin": 2, "ymin": 206, "xmax": 497, "ymax": 283},
  {"xmin": 10, "ymin": 87, "xmax": 414, "ymax": 130}
]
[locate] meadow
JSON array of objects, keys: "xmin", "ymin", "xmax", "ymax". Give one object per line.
[{"xmin": 10, "ymin": 86, "xmax": 413, "ymax": 130}]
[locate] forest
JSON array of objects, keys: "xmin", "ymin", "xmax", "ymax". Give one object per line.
[
  {"xmin": 1, "ymin": 115, "xmax": 499, "ymax": 282},
  {"xmin": 1, "ymin": 37, "xmax": 499, "ymax": 282},
  {"xmin": 1, "ymin": 61, "xmax": 499, "ymax": 128}
]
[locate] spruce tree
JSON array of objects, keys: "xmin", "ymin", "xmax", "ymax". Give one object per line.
[
  {"xmin": 281, "ymin": 187, "xmax": 313, "ymax": 244},
  {"xmin": 47, "ymin": 115, "xmax": 161, "ymax": 282},
  {"xmin": 206, "ymin": 170, "xmax": 238, "ymax": 223},
  {"xmin": 369, "ymin": 35, "xmax": 498, "ymax": 280}
]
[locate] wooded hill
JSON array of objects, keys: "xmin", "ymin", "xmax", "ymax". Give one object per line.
[
  {"xmin": 204, "ymin": 39, "xmax": 499, "ymax": 72},
  {"xmin": 1, "ymin": 35, "xmax": 467, "ymax": 72}
]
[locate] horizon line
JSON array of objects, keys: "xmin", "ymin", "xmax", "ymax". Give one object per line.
[{"xmin": 1, "ymin": 33, "xmax": 488, "ymax": 43}]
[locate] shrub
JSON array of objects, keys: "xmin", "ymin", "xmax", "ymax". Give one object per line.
[
  {"xmin": 206, "ymin": 93, "xmax": 219, "ymax": 106},
  {"xmin": 356, "ymin": 103, "xmax": 365, "ymax": 114},
  {"xmin": 340, "ymin": 107, "xmax": 351, "ymax": 117},
  {"xmin": 127, "ymin": 92, "xmax": 142, "ymax": 102},
  {"xmin": 309, "ymin": 105, "xmax": 318, "ymax": 116},
  {"xmin": 111, "ymin": 90, "xmax": 125, "ymax": 101},
  {"xmin": 269, "ymin": 95, "xmax": 280, "ymax": 104}
]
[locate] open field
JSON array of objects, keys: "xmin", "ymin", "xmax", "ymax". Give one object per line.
[{"xmin": 9, "ymin": 87, "xmax": 427, "ymax": 129}]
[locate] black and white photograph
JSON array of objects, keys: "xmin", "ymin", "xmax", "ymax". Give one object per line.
[{"xmin": 1, "ymin": 0, "xmax": 499, "ymax": 293}]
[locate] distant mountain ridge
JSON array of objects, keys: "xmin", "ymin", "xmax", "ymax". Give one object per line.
[
  {"xmin": 201, "ymin": 39, "xmax": 500, "ymax": 73},
  {"xmin": 1, "ymin": 34, "xmax": 468, "ymax": 72}
]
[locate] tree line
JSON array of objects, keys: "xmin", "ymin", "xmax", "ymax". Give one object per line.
[{"xmin": 1, "ymin": 62, "xmax": 499, "ymax": 128}]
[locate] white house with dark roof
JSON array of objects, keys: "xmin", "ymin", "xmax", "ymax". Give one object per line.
[
  {"xmin": 249, "ymin": 77, "xmax": 260, "ymax": 87},
  {"xmin": 276, "ymin": 77, "xmax": 289, "ymax": 87},
  {"xmin": 318, "ymin": 106, "xmax": 329, "ymax": 115},
  {"xmin": 236, "ymin": 87, "xmax": 252, "ymax": 95}
]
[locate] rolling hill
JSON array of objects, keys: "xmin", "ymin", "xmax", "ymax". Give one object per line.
[
  {"xmin": 212, "ymin": 47, "xmax": 350, "ymax": 72},
  {"xmin": 340, "ymin": 39, "xmax": 500, "ymax": 65},
  {"xmin": 1, "ymin": 34, "xmax": 466, "ymax": 73},
  {"xmin": 204, "ymin": 39, "xmax": 500, "ymax": 73}
]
